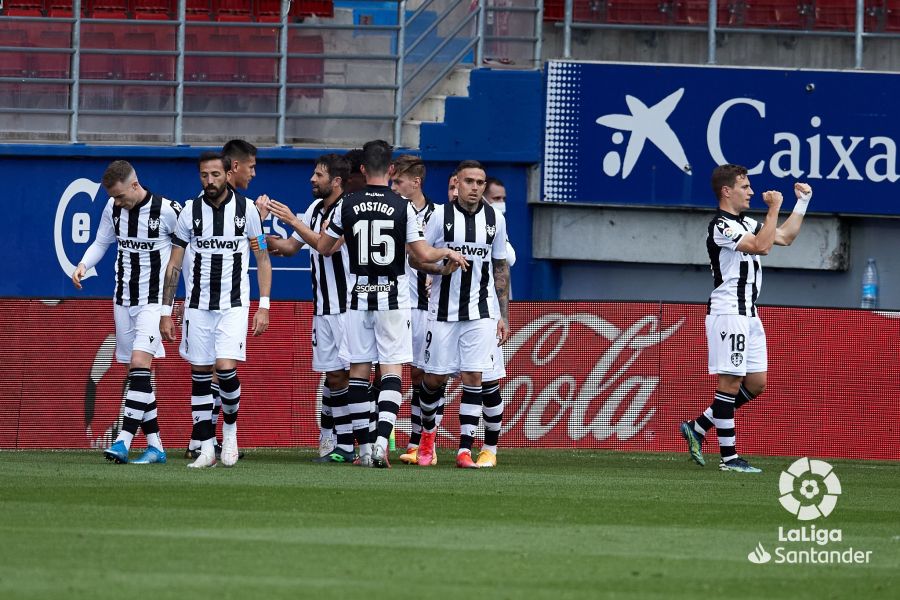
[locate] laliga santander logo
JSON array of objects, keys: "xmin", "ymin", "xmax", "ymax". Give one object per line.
[
  {"xmin": 500, "ymin": 312, "xmax": 684, "ymax": 441},
  {"xmin": 55, "ymin": 178, "xmax": 102, "ymax": 280},
  {"xmin": 779, "ymin": 457, "xmax": 842, "ymax": 520}
]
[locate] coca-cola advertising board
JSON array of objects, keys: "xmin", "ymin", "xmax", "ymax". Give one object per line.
[{"xmin": 1, "ymin": 300, "xmax": 897, "ymax": 460}]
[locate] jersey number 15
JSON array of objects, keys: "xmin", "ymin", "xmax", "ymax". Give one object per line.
[{"xmin": 352, "ymin": 219, "xmax": 396, "ymax": 266}]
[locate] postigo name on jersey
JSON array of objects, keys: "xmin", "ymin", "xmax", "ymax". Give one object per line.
[
  {"xmin": 767, "ymin": 525, "xmax": 872, "ymax": 564},
  {"xmin": 353, "ymin": 200, "xmax": 395, "ymax": 215},
  {"xmin": 194, "ymin": 238, "xmax": 240, "ymax": 251},
  {"xmin": 119, "ymin": 239, "xmax": 157, "ymax": 251},
  {"xmin": 447, "ymin": 243, "xmax": 490, "ymax": 259}
]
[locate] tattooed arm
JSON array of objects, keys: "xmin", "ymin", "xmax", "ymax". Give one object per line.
[
  {"xmin": 492, "ymin": 257, "xmax": 510, "ymax": 345},
  {"xmin": 160, "ymin": 245, "xmax": 185, "ymax": 341}
]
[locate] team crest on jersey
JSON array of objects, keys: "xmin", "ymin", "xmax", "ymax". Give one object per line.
[
  {"xmin": 731, "ymin": 352, "xmax": 743, "ymax": 367},
  {"xmin": 148, "ymin": 217, "xmax": 160, "ymax": 231},
  {"xmin": 486, "ymin": 224, "xmax": 496, "ymax": 236},
  {"xmin": 234, "ymin": 216, "xmax": 246, "ymax": 228}
]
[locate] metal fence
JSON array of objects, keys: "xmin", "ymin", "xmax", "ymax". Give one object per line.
[
  {"xmin": 556, "ymin": 0, "xmax": 900, "ymax": 68},
  {"xmin": 0, "ymin": 0, "xmax": 542, "ymax": 146}
]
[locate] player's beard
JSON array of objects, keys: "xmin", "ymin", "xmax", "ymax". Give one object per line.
[
  {"xmin": 313, "ymin": 182, "xmax": 332, "ymax": 199},
  {"xmin": 204, "ymin": 182, "xmax": 227, "ymax": 201}
]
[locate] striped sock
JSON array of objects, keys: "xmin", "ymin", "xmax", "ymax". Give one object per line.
[
  {"xmin": 217, "ymin": 369, "xmax": 240, "ymax": 439},
  {"xmin": 320, "ymin": 384, "xmax": 334, "ymax": 436},
  {"xmin": 408, "ymin": 387, "xmax": 422, "ymax": 447},
  {"xmin": 211, "ymin": 381, "xmax": 221, "ymax": 427},
  {"xmin": 482, "ymin": 381, "xmax": 503, "ymax": 449},
  {"xmin": 330, "ymin": 387, "xmax": 353, "ymax": 453},
  {"xmin": 375, "ymin": 374, "xmax": 402, "ymax": 452},
  {"xmin": 735, "ymin": 384, "xmax": 756, "ymax": 409},
  {"xmin": 367, "ymin": 381, "xmax": 380, "ymax": 445},
  {"xmin": 458, "ymin": 384, "xmax": 482, "ymax": 451},
  {"xmin": 712, "ymin": 390, "xmax": 738, "ymax": 461},
  {"xmin": 419, "ymin": 382, "xmax": 444, "ymax": 432},
  {"xmin": 190, "ymin": 370, "xmax": 215, "ymax": 445},
  {"xmin": 348, "ymin": 378, "xmax": 371, "ymax": 454},
  {"xmin": 693, "ymin": 407, "xmax": 714, "ymax": 439},
  {"xmin": 115, "ymin": 367, "xmax": 152, "ymax": 449}
]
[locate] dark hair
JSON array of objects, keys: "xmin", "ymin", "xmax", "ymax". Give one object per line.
[
  {"xmin": 711, "ymin": 164, "xmax": 748, "ymax": 200},
  {"xmin": 361, "ymin": 139, "xmax": 393, "ymax": 176},
  {"xmin": 485, "ymin": 176, "xmax": 504, "ymax": 191},
  {"xmin": 316, "ymin": 153, "xmax": 350, "ymax": 185},
  {"xmin": 199, "ymin": 151, "xmax": 231, "ymax": 172},
  {"xmin": 222, "ymin": 139, "xmax": 257, "ymax": 161},
  {"xmin": 454, "ymin": 160, "xmax": 485, "ymax": 175},
  {"xmin": 101, "ymin": 160, "xmax": 135, "ymax": 188},
  {"xmin": 344, "ymin": 149, "xmax": 364, "ymax": 175},
  {"xmin": 392, "ymin": 154, "xmax": 426, "ymax": 181}
]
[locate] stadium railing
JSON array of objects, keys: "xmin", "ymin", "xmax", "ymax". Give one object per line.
[
  {"xmin": 551, "ymin": 0, "xmax": 900, "ymax": 68},
  {"xmin": 0, "ymin": 0, "xmax": 542, "ymax": 146}
]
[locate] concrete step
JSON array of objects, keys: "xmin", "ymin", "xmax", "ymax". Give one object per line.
[
  {"xmin": 400, "ymin": 119, "xmax": 422, "ymax": 149},
  {"xmin": 431, "ymin": 66, "xmax": 472, "ymax": 97},
  {"xmin": 406, "ymin": 95, "xmax": 446, "ymax": 123}
]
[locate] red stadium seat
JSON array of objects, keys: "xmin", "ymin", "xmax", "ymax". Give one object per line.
[
  {"xmin": 0, "ymin": 28, "xmax": 31, "ymax": 78},
  {"xmin": 814, "ymin": 0, "xmax": 856, "ymax": 30},
  {"xmin": 3, "ymin": 1, "xmax": 44, "ymax": 17},
  {"xmin": 256, "ymin": 0, "xmax": 284, "ymax": 22},
  {"xmin": 131, "ymin": 0, "xmax": 173, "ymax": 20},
  {"xmin": 89, "ymin": 1, "xmax": 129, "ymax": 18},
  {"xmin": 676, "ymin": 1, "xmax": 744, "ymax": 26},
  {"xmin": 294, "ymin": 0, "xmax": 333, "ymax": 19},
  {"xmin": 287, "ymin": 32, "xmax": 324, "ymax": 98},
  {"xmin": 607, "ymin": 0, "xmax": 677, "ymax": 25},
  {"xmin": 743, "ymin": 0, "xmax": 811, "ymax": 29},
  {"xmin": 215, "ymin": 0, "xmax": 251, "ymax": 22},
  {"xmin": 185, "ymin": 0, "xmax": 211, "ymax": 21},
  {"xmin": 882, "ymin": 0, "xmax": 900, "ymax": 31}
]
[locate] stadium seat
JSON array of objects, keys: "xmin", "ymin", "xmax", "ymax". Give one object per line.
[
  {"xmin": 215, "ymin": 0, "xmax": 251, "ymax": 22},
  {"xmin": 3, "ymin": 1, "xmax": 44, "ymax": 17},
  {"xmin": 185, "ymin": 0, "xmax": 211, "ymax": 21},
  {"xmin": 888, "ymin": 0, "xmax": 900, "ymax": 31},
  {"xmin": 0, "ymin": 29, "xmax": 31, "ymax": 78},
  {"xmin": 287, "ymin": 33, "xmax": 324, "ymax": 99},
  {"xmin": 607, "ymin": 0, "xmax": 677, "ymax": 25},
  {"xmin": 814, "ymin": 0, "xmax": 856, "ymax": 30},
  {"xmin": 294, "ymin": 0, "xmax": 334, "ymax": 18},
  {"xmin": 743, "ymin": 0, "xmax": 811, "ymax": 29},
  {"xmin": 676, "ymin": 1, "xmax": 744, "ymax": 26},
  {"xmin": 132, "ymin": 0, "xmax": 173, "ymax": 20},
  {"xmin": 256, "ymin": 0, "xmax": 284, "ymax": 22},
  {"xmin": 89, "ymin": 1, "xmax": 129, "ymax": 18}
]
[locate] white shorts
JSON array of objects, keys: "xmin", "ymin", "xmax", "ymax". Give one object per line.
[
  {"xmin": 179, "ymin": 306, "xmax": 249, "ymax": 365},
  {"xmin": 410, "ymin": 308, "xmax": 429, "ymax": 369},
  {"xmin": 706, "ymin": 314, "xmax": 767, "ymax": 376},
  {"xmin": 114, "ymin": 303, "xmax": 165, "ymax": 364},
  {"xmin": 312, "ymin": 313, "xmax": 350, "ymax": 372},
  {"xmin": 341, "ymin": 308, "xmax": 412, "ymax": 365},
  {"xmin": 482, "ymin": 343, "xmax": 507, "ymax": 382},
  {"xmin": 423, "ymin": 318, "xmax": 497, "ymax": 375}
]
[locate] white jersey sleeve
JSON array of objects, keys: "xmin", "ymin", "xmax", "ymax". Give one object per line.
[
  {"xmin": 491, "ymin": 209, "xmax": 508, "ymax": 261},
  {"xmin": 245, "ymin": 202, "xmax": 263, "ymax": 239},
  {"xmin": 325, "ymin": 198, "xmax": 343, "ymax": 239},
  {"xmin": 713, "ymin": 216, "xmax": 747, "ymax": 251},
  {"xmin": 291, "ymin": 201, "xmax": 319, "ymax": 245},
  {"xmin": 423, "ymin": 204, "xmax": 443, "ymax": 247},
  {"xmin": 173, "ymin": 200, "xmax": 193, "ymax": 248},
  {"xmin": 162, "ymin": 198, "xmax": 182, "ymax": 238},
  {"xmin": 405, "ymin": 202, "xmax": 424, "ymax": 243}
]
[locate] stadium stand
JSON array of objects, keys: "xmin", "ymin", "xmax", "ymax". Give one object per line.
[{"xmin": 0, "ymin": 1, "xmax": 336, "ymax": 20}]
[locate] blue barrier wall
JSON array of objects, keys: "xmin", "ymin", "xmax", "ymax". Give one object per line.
[{"xmin": 1, "ymin": 67, "xmax": 545, "ymax": 301}]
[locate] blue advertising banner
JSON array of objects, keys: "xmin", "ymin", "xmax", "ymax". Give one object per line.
[
  {"xmin": 543, "ymin": 61, "xmax": 900, "ymax": 215},
  {"xmin": 1, "ymin": 146, "xmax": 531, "ymax": 299}
]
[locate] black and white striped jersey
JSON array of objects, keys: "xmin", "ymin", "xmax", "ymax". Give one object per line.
[
  {"xmin": 290, "ymin": 197, "xmax": 350, "ymax": 316},
  {"xmin": 326, "ymin": 184, "xmax": 423, "ymax": 311},
  {"xmin": 405, "ymin": 198, "xmax": 436, "ymax": 311},
  {"xmin": 707, "ymin": 209, "xmax": 763, "ymax": 316},
  {"xmin": 173, "ymin": 189, "xmax": 264, "ymax": 311},
  {"xmin": 83, "ymin": 191, "xmax": 181, "ymax": 306},
  {"xmin": 424, "ymin": 201, "xmax": 508, "ymax": 322}
]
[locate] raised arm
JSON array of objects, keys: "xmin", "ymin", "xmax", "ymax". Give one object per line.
[
  {"xmin": 774, "ymin": 182, "xmax": 812, "ymax": 247},
  {"xmin": 736, "ymin": 191, "xmax": 782, "ymax": 256}
]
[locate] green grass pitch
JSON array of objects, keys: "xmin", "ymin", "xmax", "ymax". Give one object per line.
[{"xmin": 0, "ymin": 450, "xmax": 897, "ymax": 599}]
